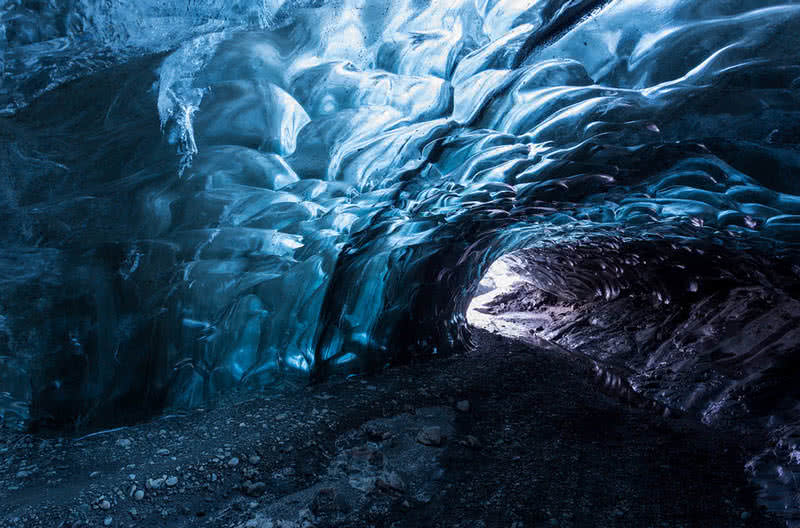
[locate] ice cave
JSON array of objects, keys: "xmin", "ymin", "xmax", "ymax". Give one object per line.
[{"xmin": 2, "ymin": 0, "xmax": 800, "ymax": 526}]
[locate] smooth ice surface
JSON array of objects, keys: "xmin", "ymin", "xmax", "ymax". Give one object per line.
[{"xmin": 2, "ymin": 0, "xmax": 800, "ymax": 447}]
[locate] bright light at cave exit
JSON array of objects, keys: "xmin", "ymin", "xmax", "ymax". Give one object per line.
[{"xmin": 467, "ymin": 257, "xmax": 531, "ymax": 338}]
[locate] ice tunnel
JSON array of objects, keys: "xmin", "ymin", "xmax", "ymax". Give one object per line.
[{"xmin": 3, "ymin": 0, "xmax": 800, "ymax": 473}]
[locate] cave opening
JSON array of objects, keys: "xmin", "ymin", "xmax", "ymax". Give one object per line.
[
  {"xmin": 467, "ymin": 251, "xmax": 565, "ymax": 341},
  {"xmin": 467, "ymin": 239, "xmax": 800, "ymax": 519}
]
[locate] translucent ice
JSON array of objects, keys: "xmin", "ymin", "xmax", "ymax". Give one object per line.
[{"xmin": 1, "ymin": 0, "xmax": 800, "ymax": 439}]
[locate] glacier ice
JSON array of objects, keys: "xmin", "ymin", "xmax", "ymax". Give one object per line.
[{"xmin": 1, "ymin": 0, "xmax": 800, "ymax": 441}]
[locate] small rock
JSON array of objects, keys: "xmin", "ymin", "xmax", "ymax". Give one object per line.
[
  {"xmin": 134, "ymin": 490, "xmax": 145, "ymax": 501},
  {"xmin": 376, "ymin": 471, "xmax": 405, "ymax": 493},
  {"xmin": 462, "ymin": 435, "xmax": 481, "ymax": 449},
  {"xmin": 245, "ymin": 520, "xmax": 259, "ymax": 528},
  {"xmin": 741, "ymin": 511, "xmax": 751, "ymax": 520},
  {"xmin": 245, "ymin": 481, "xmax": 266, "ymax": 497},
  {"xmin": 116, "ymin": 438, "xmax": 132, "ymax": 448},
  {"xmin": 156, "ymin": 448, "xmax": 169, "ymax": 456},
  {"xmin": 147, "ymin": 477, "xmax": 165, "ymax": 490},
  {"xmin": 310, "ymin": 487, "xmax": 349, "ymax": 515},
  {"xmin": 228, "ymin": 457, "xmax": 240, "ymax": 467},
  {"xmin": 416, "ymin": 426, "xmax": 443, "ymax": 446},
  {"xmin": 89, "ymin": 471, "xmax": 101, "ymax": 478},
  {"xmin": 362, "ymin": 423, "xmax": 393, "ymax": 442},
  {"xmin": 275, "ymin": 413, "xmax": 287, "ymax": 420},
  {"xmin": 456, "ymin": 400, "xmax": 470, "ymax": 412},
  {"xmin": 98, "ymin": 499, "xmax": 111, "ymax": 510},
  {"xmin": 103, "ymin": 516, "xmax": 113, "ymax": 526},
  {"xmin": 165, "ymin": 476, "xmax": 178, "ymax": 487},
  {"xmin": 248, "ymin": 455, "xmax": 261, "ymax": 465}
]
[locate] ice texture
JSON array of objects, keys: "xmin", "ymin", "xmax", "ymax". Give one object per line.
[{"xmin": 2, "ymin": 0, "xmax": 800, "ymax": 435}]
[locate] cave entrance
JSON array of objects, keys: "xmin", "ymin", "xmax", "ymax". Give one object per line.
[
  {"xmin": 466, "ymin": 252, "xmax": 569, "ymax": 341},
  {"xmin": 466, "ymin": 242, "xmax": 800, "ymax": 517}
]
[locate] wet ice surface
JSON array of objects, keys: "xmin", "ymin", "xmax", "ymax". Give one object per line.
[{"xmin": 2, "ymin": 0, "xmax": 800, "ymax": 519}]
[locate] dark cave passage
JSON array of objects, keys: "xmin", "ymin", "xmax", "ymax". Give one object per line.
[{"xmin": 470, "ymin": 240, "xmax": 800, "ymax": 517}]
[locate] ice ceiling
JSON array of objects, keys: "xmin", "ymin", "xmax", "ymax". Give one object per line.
[{"xmin": 2, "ymin": 0, "xmax": 800, "ymax": 429}]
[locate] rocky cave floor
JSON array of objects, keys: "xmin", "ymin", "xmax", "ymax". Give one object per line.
[{"xmin": 0, "ymin": 328, "xmax": 782, "ymax": 528}]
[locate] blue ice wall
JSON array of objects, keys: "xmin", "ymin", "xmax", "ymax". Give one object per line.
[{"xmin": 2, "ymin": 0, "xmax": 800, "ymax": 428}]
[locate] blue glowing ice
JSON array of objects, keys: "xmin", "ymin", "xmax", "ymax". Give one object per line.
[{"xmin": 1, "ymin": 0, "xmax": 800, "ymax": 430}]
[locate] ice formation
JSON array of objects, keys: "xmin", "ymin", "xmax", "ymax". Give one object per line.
[{"xmin": 2, "ymin": 0, "xmax": 800, "ymax": 453}]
